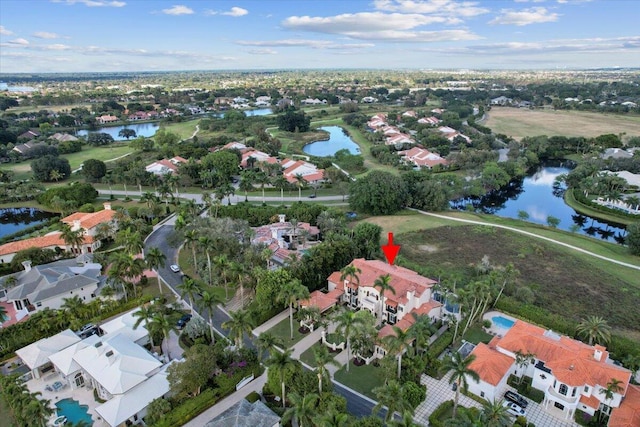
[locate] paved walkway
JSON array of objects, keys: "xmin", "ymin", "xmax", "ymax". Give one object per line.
[{"xmin": 252, "ymin": 309, "xmax": 289, "ymax": 336}]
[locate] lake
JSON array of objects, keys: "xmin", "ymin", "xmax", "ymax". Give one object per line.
[
  {"xmin": 77, "ymin": 122, "xmax": 160, "ymax": 140},
  {"xmin": 303, "ymin": 126, "xmax": 361, "ymax": 157},
  {"xmin": 452, "ymin": 164, "xmax": 627, "ymax": 243},
  {"xmin": 211, "ymin": 108, "xmax": 273, "ymax": 118},
  {"xmin": 0, "ymin": 208, "xmax": 57, "ymax": 240}
]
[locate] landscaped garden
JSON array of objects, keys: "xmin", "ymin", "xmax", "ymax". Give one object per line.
[{"xmin": 333, "ymin": 363, "xmax": 387, "ymax": 400}]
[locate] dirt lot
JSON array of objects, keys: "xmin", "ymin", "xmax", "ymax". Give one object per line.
[
  {"xmin": 396, "ymin": 225, "xmax": 640, "ymax": 337},
  {"xmin": 485, "ymin": 108, "xmax": 640, "ymax": 140}
]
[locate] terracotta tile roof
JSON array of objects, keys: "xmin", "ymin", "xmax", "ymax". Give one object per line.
[
  {"xmin": 0, "ymin": 232, "xmax": 93, "ymax": 256},
  {"xmin": 62, "ymin": 209, "xmax": 117, "ymax": 231},
  {"xmin": 610, "ymin": 384, "xmax": 640, "ymax": 427},
  {"xmin": 496, "ymin": 321, "xmax": 631, "ymax": 389},
  {"xmin": 468, "ymin": 343, "xmax": 514, "ymax": 386},
  {"xmin": 300, "ymin": 289, "xmax": 343, "ymax": 313},
  {"xmin": 579, "ymin": 393, "xmax": 601, "ymax": 411}
]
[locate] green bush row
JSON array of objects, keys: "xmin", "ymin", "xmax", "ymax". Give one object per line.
[
  {"xmin": 151, "ymin": 389, "xmax": 217, "ymax": 427},
  {"xmin": 572, "ymin": 189, "xmax": 637, "ymax": 221},
  {"xmin": 427, "ymin": 331, "xmax": 454, "ymax": 360},
  {"xmin": 428, "ymin": 400, "xmax": 453, "ymax": 427}
]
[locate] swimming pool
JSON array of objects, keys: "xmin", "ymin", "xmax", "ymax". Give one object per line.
[
  {"xmin": 55, "ymin": 398, "xmax": 93, "ymax": 425},
  {"xmin": 492, "ymin": 315, "xmax": 515, "ymax": 330}
]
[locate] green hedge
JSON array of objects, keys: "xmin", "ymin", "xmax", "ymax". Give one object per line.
[
  {"xmin": 428, "ymin": 400, "xmax": 453, "ymax": 427},
  {"xmin": 571, "ymin": 189, "xmax": 637, "ymax": 222},
  {"xmin": 152, "ymin": 389, "xmax": 217, "ymax": 427}
]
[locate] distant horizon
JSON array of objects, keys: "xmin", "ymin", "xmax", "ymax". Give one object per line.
[{"xmin": 1, "ymin": 1, "xmax": 638, "ymax": 73}]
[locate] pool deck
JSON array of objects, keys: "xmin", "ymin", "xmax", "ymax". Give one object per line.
[
  {"xmin": 483, "ymin": 310, "xmax": 518, "ymax": 338},
  {"xmin": 25, "ymin": 373, "xmax": 109, "ymax": 427}
]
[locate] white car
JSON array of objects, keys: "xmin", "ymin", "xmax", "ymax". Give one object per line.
[
  {"xmin": 502, "ymin": 400, "xmax": 527, "ymax": 417},
  {"xmin": 170, "ymin": 264, "xmax": 180, "ymax": 273}
]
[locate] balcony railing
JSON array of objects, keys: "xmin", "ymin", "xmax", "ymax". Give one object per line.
[
  {"xmin": 386, "ymin": 305, "xmax": 397, "ymax": 314},
  {"xmin": 547, "ymin": 385, "xmax": 578, "ymax": 404}
]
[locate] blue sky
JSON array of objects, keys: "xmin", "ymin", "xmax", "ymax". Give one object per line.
[{"xmin": 0, "ymin": 0, "xmax": 638, "ymax": 73}]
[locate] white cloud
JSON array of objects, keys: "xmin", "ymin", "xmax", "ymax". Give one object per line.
[
  {"xmin": 33, "ymin": 31, "xmax": 62, "ymax": 39},
  {"xmin": 52, "ymin": 0, "xmax": 126, "ymax": 7},
  {"xmin": 222, "ymin": 6, "xmax": 248, "ymax": 17},
  {"xmin": 0, "ymin": 26, "xmax": 14, "ymax": 36},
  {"xmin": 489, "ymin": 7, "xmax": 559, "ymax": 26},
  {"xmin": 161, "ymin": 5, "xmax": 194, "ymax": 15},
  {"xmin": 7, "ymin": 38, "xmax": 29, "ymax": 46},
  {"xmin": 236, "ymin": 39, "xmax": 375, "ymax": 49},
  {"xmin": 248, "ymin": 48, "xmax": 277, "ymax": 55},
  {"xmin": 283, "ymin": 12, "xmax": 450, "ymax": 33},
  {"xmin": 373, "ymin": 0, "xmax": 489, "ymax": 18}
]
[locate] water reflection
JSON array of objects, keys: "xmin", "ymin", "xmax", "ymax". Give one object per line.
[
  {"xmin": 0, "ymin": 208, "xmax": 57, "ymax": 239},
  {"xmin": 451, "ymin": 165, "xmax": 627, "ymax": 243}
]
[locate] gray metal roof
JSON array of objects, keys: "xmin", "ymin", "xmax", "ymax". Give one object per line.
[{"xmin": 204, "ymin": 400, "xmax": 280, "ymax": 427}]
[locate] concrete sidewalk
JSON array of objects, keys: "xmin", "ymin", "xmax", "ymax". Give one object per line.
[
  {"xmin": 182, "ymin": 372, "xmax": 268, "ymax": 427},
  {"xmin": 252, "ymin": 309, "xmax": 289, "ymax": 336}
]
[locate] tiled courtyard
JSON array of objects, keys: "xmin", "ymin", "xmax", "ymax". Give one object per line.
[{"xmin": 414, "ymin": 374, "xmax": 579, "ymax": 427}]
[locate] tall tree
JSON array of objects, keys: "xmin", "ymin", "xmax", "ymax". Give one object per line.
[
  {"xmin": 372, "ymin": 380, "xmax": 414, "ymax": 423},
  {"xmin": 440, "ymin": 352, "xmax": 480, "ymax": 419},
  {"xmin": 199, "ymin": 290, "xmax": 224, "ymax": 343},
  {"xmin": 222, "ymin": 309, "xmax": 253, "ymax": 349},
  {"xmin": 277, "ymin": 279, "xmax": 310, "ymax": 340},
  {"xmin": 145, "ymin": 247, "xmax": 166, "ymax": 294},
  {"xmin": 265, "ymin": 348, "xmax": 296, "ymax": 408},
  {"xmin": 60, "ymin": 223, "xmax": 84, "ymax": 254},
  {"xmin": 479, "ymin": 399, "xmax": 511, "ymax": 427},
  {"xmin": 282, "ymin": 392, "xmax": 320, "ymax": 427},
  {"xmin": 313, "ymin": 345, "xmax": 339, "ymax": 394},
  {"xmin": 150, "ymin": 310, "xmax": 177, "ymax": 360},
  {"xmin": 177, "ymin": 277, "xmax": 203, "ymax": 315},
  {"xmin": 576, "ymin": 316, "xmax": 612, "ymax": 346},
  {"xmin": 332, "ymin": 308, "xmax": 364, "ymax": 373},
  {"xmin": 599, "ymin": 378, "xmax": 624, "ymax": 421},
  {"xmin": 373, "ymin": 274, "xmax": 396, "ymax": 324},
  {"xmin": 132, "ymin": 305, "xmax": 157, "ymax": 347},
  {"xmin": 256, "ymin": 332, "xmax": 284, "ymax": 360},
  {"xmin": 383, "ymin": 326, "xmax": 413, "ymax": 380}
]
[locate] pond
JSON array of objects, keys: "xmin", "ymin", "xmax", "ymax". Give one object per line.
[
  {"xmin": 451, "ymin": 164, "xmax": 627, "ymax": 243},
  {"xmin": 0, "ymin": 208, "xmax": 57, "ymax": 240},
  {"xmin": 77, "ymin": 122, "xmax": 160, "ymax": 140},
  {"xmin": 303, "ymin": 126, "xmax": 361, "ymax": 157},
  {"xmin": 211, "ymin": 108, "xmax": 273, "ymax": 118}
]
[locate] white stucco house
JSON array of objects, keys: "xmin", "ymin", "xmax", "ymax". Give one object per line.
[{"xmin": 15, "ymin": 329, "xmax": 81, "ymax": 380}]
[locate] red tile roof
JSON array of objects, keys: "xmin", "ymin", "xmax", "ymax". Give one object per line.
[
  {"xmin": 300, "ymin": 289, "xmax": 343, "ymax": 313},
  {"xmin": 610, "ymin": 384, "xmax": 640, "ymax": 427},
  {"xmin": 496, "ymin": 321, "xmax": 631, "ymax": 389},
  {"xmin": 468, "ymin": 343, "xmax": 514, "ymax": 386},
  {"xmin": 62, "ymin": 208, "xmax": 117, "ymax": 231},
  {"xmin": 0, "ymin": 232, "xmax": 93, "ymax": 256}
]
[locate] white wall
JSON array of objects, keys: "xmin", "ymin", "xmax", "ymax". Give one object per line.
[{"xmin": 35, "ymin": 283, "xmax": 98, "ymax": 311}]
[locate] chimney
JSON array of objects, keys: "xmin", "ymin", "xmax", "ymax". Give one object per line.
[
  {"xmin": 594, "ymin": 346, "xmax": 604, "ymax": 361},
  {"xmin": 21, "ymin": 260, "xmax": 32, "ymax": 272},
  {"xmin": 278, "ymin": 214, "xmax": 286, "ymax": 223},
  {"xmin": 103, "ymin": 202, "xmax": 112, "ymax": 211},
  {"xmin": 73, "ymin": 219, "xmax": 81, "ymax": 230}
]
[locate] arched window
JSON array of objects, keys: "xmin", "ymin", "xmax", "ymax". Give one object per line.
[{"xmin": 559, "ymin": 383, "xmax": 568, "ymax": 396}]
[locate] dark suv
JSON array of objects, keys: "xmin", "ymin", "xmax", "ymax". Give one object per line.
[
  {"xmin": 176, "ymin": 314, "xmax": 192, "ymax": 329},
  {"xmin": 504, "ymin": 391, "xmax": 528, "ymax": 408}
]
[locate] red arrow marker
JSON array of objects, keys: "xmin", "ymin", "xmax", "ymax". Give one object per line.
[{"xmin": 381, "ymin": 232, "xmax": 400, "ymax": 265}]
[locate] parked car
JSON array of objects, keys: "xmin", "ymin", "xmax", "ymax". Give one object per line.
[
  {"xmin": 308, "ymin": 194, "xmax": 316, "ymax": 198},
  {"xmin": 176, "ymin": 314, "xmax": 192, "ymax": 329},
  {"xmin": 503, "ymin": 401, "xmax": 527, "ymax": 417},
  {"xmin": 504, "ymin": 391, "xmax": 528, "ymax": 408},
  {"xmin": 170, "ymin": 264, "xmax": 180, "ymax": 273}
]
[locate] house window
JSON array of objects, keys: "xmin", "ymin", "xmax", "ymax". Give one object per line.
[
  {"xmin": 559, "ymin": 384, "xmax": 568, "ymax": 396},
  {"xmin": 553, "ymin": 380, "xmax": 557, "ymax": 387},
  {"xmin": 572, "ymin": 388, "xmax": 577, "ymax": 397},
  {"xmin": 15, "ymin": 300, "xmax": 22, "ymax": 310},
  {"xmin": 584, "ymin": 386, "xmax": 589, "ymax": 393},
  {"xmin": 36, "ymin": 302, "xmax": 42, "ymax": 307},
  {"xmin": 398, "ymin": 306, "xmax": 403, "ymax": 312},
  {"xmin": 480, "ymin": 391, "xmax": 485, "ymax": 398},
  {"xmin": 554, "ymin": 402, "xmax": 565, "ymax": 410}
]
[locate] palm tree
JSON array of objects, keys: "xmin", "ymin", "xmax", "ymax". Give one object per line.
[
  {"xmin": 390, "ymin": 410, "xmax": 421, "ymax": 427},
  {"xmin": 373, "ymin": 274, "xmax": 396, "ymax": 324},
  {"xmin": 21, "ymin": 395, "xmax": 53, "ymax": 427},
  {"xmin": 408, "ymin": 313, "xmax": 435, "ymax": 355},
  {"xmin": 313, "ymin": 409, "xmax": 352, "ymax": 427},
  {"xmin": 277, "ymin": 279, "xmax": 309, "ymax": 340},
  {"xmin": 372, "ymin": 380, "xmax": 414, "ymax": 423},
  {"xmin": 513, "ymin": 350, "xmax": 535, "ymax": 384},
  {"xmin": 213, "ymin": 254, "xmax": 231, "ymax": 299},
  {"xmin": 440, "ymin": 352, "xmax": 480, "ymax": 419},
  {"xmin": 256, "ymin": 332, "xmax": 284, "ymax": 360},
  {"xmin": 199, "ymin": 290, "xmax": 224, "ymax": 343},
  {"xmin": 599, "ymin": 378, "xmax": 624, "ymax": 422},
  {"xmin": 145, "ymin": 247, "xmax": 166, "ymax": 293},
  {"xmin": 239, "ymin": 170, "xmax": 256, "ymax": 201},
  {"xmin": 61, "ymin": 295, "xmax": 86, "ymax": 319},
  {"xmin": 313, "ymin": 345, "xmax": 339, "ymax": 394},
  {"xmin": 383, "ymin": 326, "xmax": 413, "ymax": 379},
  {"xmin": 282, "ymin": 392, "xmax": 320, "ymax": 427},
  {"xmin": 132, "ymin": 305, "xmax": 156, "ymax": 347},
  {"xmin": 60, "ymin": 223, "xmax": 84, "ymax": 254},
  {"xmin": 228, "ymin": 261, "xmax": 248, "ymax": 307},
  {"xmin": 265, "ymin": 348, "xmax": 296, "ymax": 408},
  {"xmin": 576, "ymin": 316, "xmax": 612, "ymax": 345},
  {"xmin": 177, "ymin": 277, "xmax": 203, "ymax": 315},
  {"xmin": 222, "ymin": 309, "xmax": 253, "ymax": 349},
  {"xmin": 493, "ymin": 263, "xmax": 519, "ymax": 307},
  {"xmin": 295, "ymin": 173, "xmax": 306, "ymax": 201},
  {"xmin": 339, "ymin": 264, "xmax": 361, "ymax": 286},
  {"xmin": 115, "ymin": 228, "xmax": 144, "ymax": 255},
  {"xmin": 479, "ymin": 399, "xmax": 511, "ymax": 427},
  {"xmin": 273, "ymin": 175, "xmax": 288, "ymax": 203},
  {"xmin": 183, "ymin": 229, "xmax": 199, "ymax": 271},
  {"xmin": 332, "ymin": 308, "xmax": 364, "ymax": 372},
  {"xmin": 149, "ymin": 311, "xmax": 176, "ymax": 360}
]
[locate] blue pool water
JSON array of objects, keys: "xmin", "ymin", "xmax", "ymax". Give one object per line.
[
  {"xmin": 492, "ymin": 315, "xmax": 515, "ymax": 330},
  {"xmin": 55, "ymin": 398, "xmax": 93, "ymax": 425}
]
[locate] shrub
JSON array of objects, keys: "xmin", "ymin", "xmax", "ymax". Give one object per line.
[
  {"xmin": 245, "ymin": 391, "xmax": 260, "ymax": 403},
  {"xmin": 515, "ymin": 416, "xmax": 528, "ymax": 426},
  {"xmin": 427, "ymin": 331, "xmax": 454, "ymax": 359},
  {"xmin": 428, "ymin": 400, "xmax": 453, "ymax": 427},
  {"xmin": 402, "ymin": 381, "xmax": 426, "ymax": 409},
  {"xmin": 151, "ymin": 389, "xmax": 216, "ymax": 427}
]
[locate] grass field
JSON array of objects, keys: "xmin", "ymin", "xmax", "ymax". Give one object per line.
[
  {"xmin": 162, "ymin": 120, "xmax": 200, "ymax": 140},
  {"xmin": 334, "ymin": 363, "xmax": 386, "ymax": 400},
  {"xmin": 6, "ymin": 103, "xmax": 94, "ymax": 114},
  {"xmin": 267, "ymin": 316, "xmax": 307, "ymax": 348},
  {"xmin": 385, "ymin": 220, "xmax": 639, "ymax": 339},
  {"xmin": 0, "ymin": 143, "xmax": 133, "ymax": 181},
  {"xmin": 485, "ymin": 108, "xmax": 640, "ymax": 140}
]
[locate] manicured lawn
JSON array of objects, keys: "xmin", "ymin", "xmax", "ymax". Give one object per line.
[
  {"xmin": 340, "ymin": 123, "xmax": 401, "ymax": 177},
  {"xmin": 62, "ymin": 144, "xmax": 133, "ymax": 169},
  {"xmin": 267, "ymin": 315, "xmax": 308, "ymax": 348},
  {"xmin": 334, "ymin": 363, "xmax": 387, "ymax": 400},
  {"xmin": 176, "ymin": 248, "xmax": 231, "ymax": 302},
  {"xmin": 299, "ymin": 341, "xmax": 326, "ymax": 367},
  {"xmin": 462, "ymin": 325, "xmax": 493, "ymax": 345},
  {"xmin": 162, "ymin": 120, "xmax": 200, "ymax": 140},
  {"xmin": 0, "ymin": 394, "xmax": 16, "ymax": 427}
]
